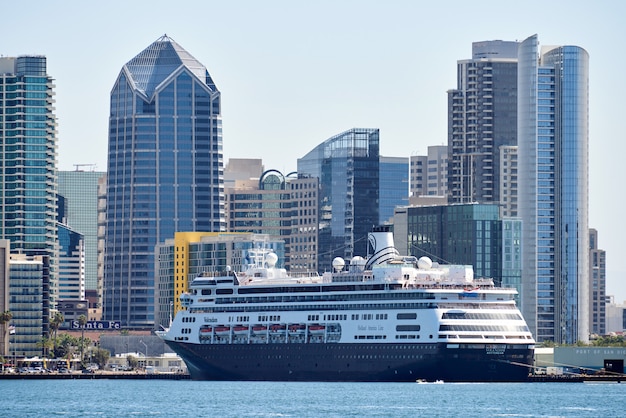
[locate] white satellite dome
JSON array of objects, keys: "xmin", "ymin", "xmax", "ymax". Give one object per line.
[
  {"xmin": 417, "ymin": 256, "xmax": 433, "ymax": 270},
  {"xmin": 265, "ymin": 252, "xmax": 278, "ymax": 268},
  {"xmin": 332, "ymin": 257, "xmax": 345, "ymax": 272},
  {"xmin": 351, "ymin": 256, "xmax": 366, "ymax": 266}
]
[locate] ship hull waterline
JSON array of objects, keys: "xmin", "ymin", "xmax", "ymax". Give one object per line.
[{"xmin": 165, "ymin": 341, "xmax": 532, "ymax": 382}]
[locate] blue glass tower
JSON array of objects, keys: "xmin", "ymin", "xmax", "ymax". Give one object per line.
[
  {"xmin": 379, "ymin": 156, "xmax": 408, "ymax": 224},
  {"xmin": 298, "ymin": 128, "xmax": 379, "ymax": 271},
  {"xmin": 518, "ymin": 34, "xmax": 589, "ymax": 344},
  {"xmin": 104, "ymin": 35, "xmax": 225, "ymax": 328}
]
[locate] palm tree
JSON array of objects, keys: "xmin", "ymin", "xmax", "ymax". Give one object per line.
[
  {"xmin": 37, "ymin": 336, "xmax": 54, "ymax": 358},
  {"xmin": 0, "ymin": 311, "xmax": 13, "ymax": 358},
  {"xmin": 77, "ymin": 314, "xmax": 87, "ymax": 365},
  {"xmin": 49, "ymin": 312, "xmax": 64, "ymax": 357}
]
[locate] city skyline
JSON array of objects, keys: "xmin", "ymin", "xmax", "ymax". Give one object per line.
[{"xmin": 1, "ymin": 1, "xmax": 624, "ymax": 302}]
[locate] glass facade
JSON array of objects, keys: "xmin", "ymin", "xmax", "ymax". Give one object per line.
[
  {"xmin": 58, "ymin": 170, "xmax": 105, "ymax": 291},
  {"xmin": 298, "ymin": 128, "xmax": 379, "ymax": 271},
  {"xmin": 57, "ymin": 224, "xmax": 84, "ymax": 300},
  {"xmin": 379, "ymin": 157, "xmax": 408, "ymax": 224},
  {"xmin": 0, "ymin": 56, "xmax": 58, "ymax": 305},
  {"xmin": 104, "ymin": 36, "xmax": 225, "ymax": 328},
  {"xmin": 9, "ymin": 256, "xmax": 50, "ymax": 357},
  {"xmin": 518, "ymin": 35, "xmax": 589, "ymax": 344},
  {"xmin": 402, "ymin": 204, "xmax": 506, "ymax": 284}
]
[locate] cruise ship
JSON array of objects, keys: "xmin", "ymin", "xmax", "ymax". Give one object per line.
[{"xmin": 160, "ymin": 226, "xmax": 535, "ymax": 382}]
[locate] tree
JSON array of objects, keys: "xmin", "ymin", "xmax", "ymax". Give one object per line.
[
  {"xmin": 37, "ymin": 336, "xmax": 54, "ymax": 358},
  {"xmin": 77, "ymin": 314, "xmax": 87, "ymax": 365},
  {"xmin": 126, "ymin": 354, "xmax": 138, "ymax": 370},
  {"xmin": 0, "ymin": 311, "xmax": 13, "ymax": 358},
  {"xmin": 55, "ymin": 333, "xmax": 79, "ymax": 360},
  {"xmin": 49, "ymin": 312, "xmax": 64, "ymax": 357},
  {"xmin": 91, "ymin": 347, "xmax": 110, "ymax": 369}
]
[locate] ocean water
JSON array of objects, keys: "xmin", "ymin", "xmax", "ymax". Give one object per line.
[{"xmin": 1, "ymin": 380, "xmax": 624, "ymax": 417}]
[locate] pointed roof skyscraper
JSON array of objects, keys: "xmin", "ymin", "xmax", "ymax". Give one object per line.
[
  {"xmin": 104, "ymin": 36, "xmax": 224, "ymax": 328},
  {"xmin": 123, "ymin": 34, "xmax": 217, "ymax": 99}
]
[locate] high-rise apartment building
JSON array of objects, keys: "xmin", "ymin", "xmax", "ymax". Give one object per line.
[
  {"xmin": 58, "ymin": 169, "xmax": 105, "ymax": 293},
  {"xmin": 298, "ymin": 128, "xmax": 379, "ymax": 272},
  {"xmin": 499, "ymin": 146, "xmax": 518, "ymax": 217},
  {"xmin": 0, "ymin": 240, "xmax": 9, "ymax": 358},
  {"xmin": 410, "ymin": 145, "xmax": 448, "ymax": 197},
  {"xmin": 518, "ymin": 34, "xmax": 589, "ymax": 344},
  {"xmin": 287, "ymin": 175, "xmax": 319, "ymax": 273},
  {"xmin": 104, "ymin": 35, "xmax": 225, "ymax": 328},
  {"xmin": 448, "ymin": 40, "xmax": 518, "ymax": 204},
  {"xmin": 379, "ymin": 156, "xmax": 409, "ymax": 224},
  {"xmin": 9, "ymin": 254, "xmax": 50, "ymax": 357},
  {"xmin": 589, "ymin": 229, "xmax": 606, "ymax": 335},
  {"xmin": 0, "ymin": 56, "xmax": 58, "ymax": 305}
]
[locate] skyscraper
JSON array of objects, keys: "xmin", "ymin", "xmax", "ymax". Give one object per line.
[
  {"xmin": 298, "ymin": 128, "xmax": 379, "ymax": 271},
  {"xmin": 104, "ymin": 35, "xmax": 225, "ymax": 328},
  {"xmin": 410, "ymin": 145, "xmax": 448, "ymax": 197},
  {"xmin": 58, "ymin": 169, "xmax": 105, "ymax": 293},
  {"xmin": 518, "ymin": 34, "xmax": 589, "ymax": 344},
  {"xmin": 379, "ymin": 156, "xmax": 408, "ymax": 225},
  {"xmin": 448, "ymin": 40, "xmax": 518, "ymax": 204},
  {"xmin": 0, "ymin": 55, "xmax": 58, "ymax": 304},
  {"xmin": 588, "ymin": 229, "xmax": 606, "ymax": 336}
]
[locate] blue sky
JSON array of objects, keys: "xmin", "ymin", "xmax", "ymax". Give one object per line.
[{"xmin": 3, "ymin": 0, "xmax": 625, "ymax": 302}]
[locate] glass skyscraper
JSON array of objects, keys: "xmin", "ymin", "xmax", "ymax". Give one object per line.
[
  {"xmin": 57, "ymin": 223, "xmax": 84, "ymax": 300},
  {"xmin": 58, "ymin": 169, "xmax": 105, "ymax": 292},
  {"xmin": 518, "ymin": 34, "xmax": 589, "ymax": 344},
  {"xmin": 298, "ymin": 128, "xmax": 379, "ymax": 271},
  {"xmin": 104, "ymin": 35, "xmax": 225, "ymax": 328},
  {"xmin": 0, "ymin": 56, "xmax": 58, "ymax": 304},
  {"xmin": 379, "ymin": 156, "xmax": 408, "ymax": 225}
]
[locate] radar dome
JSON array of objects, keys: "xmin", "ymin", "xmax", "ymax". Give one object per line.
[
  {"xmin": 332, "ymin": 257, "xmax": 345, "ymax": 272},
  {"xmin": 265, "ymin": 252, "xmax": 278, "ymax": 268},
  {"xmin": 351, "ymin": 256, "xmax": 366, "ymax": 267},
  {"xmin": 417, "ymin": 256, "xmax": 433, "ymax": 270}
]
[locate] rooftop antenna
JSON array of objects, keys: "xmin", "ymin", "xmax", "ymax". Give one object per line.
[{"xmin": 73, "ymin": 164, "xmax": 97, "ymax": 172}]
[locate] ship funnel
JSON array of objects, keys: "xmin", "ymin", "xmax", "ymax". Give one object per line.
[{"xmin": 366, "ymin": 225, "xmax": 400, "ymax": 269}]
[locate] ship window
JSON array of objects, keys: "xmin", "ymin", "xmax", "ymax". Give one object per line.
[
  {"xmin": 397, "ymin": 313, "xmax": 417, "ymax": 320},
  {"xmin": 216, "ymin": 289, "xmax": 233, "ymax": 295},
  {"xmin": 396, "ymin": 325, "xmax": 421, "ymax": 332},
  {"xmin": 202, "ymin": 289, "xmax": 212, "ymax": 295}
]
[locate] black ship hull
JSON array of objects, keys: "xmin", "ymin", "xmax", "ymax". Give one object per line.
[{"xmin": 165, "ymin": 341, "xmax": 533, "ymax": 382}]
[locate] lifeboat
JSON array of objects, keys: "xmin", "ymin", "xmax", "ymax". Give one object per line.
[
  {"xmin": 200, "ymin": 326, "xmax": 212, "ymax": 333},
  {"xmin": 269, "ymin": 324, "xmax": 286, "ymax": 333},
  {"xmin": 308, "ymin": 325, "xmax": 325, "ymax": 334},
  {"xmin": 252, "ymin": 325, "xmax": 268, "ymax": 333},
  {"xmin": 214, "ymin": 326, "xmax": 230, "ymax": 336},
  {"xmin": 288, "ymin": 324, "xmax": 306, "ymax": 334},
  {"xmin": 233, "ymin": 325, "xmax": 249, "ymax": 335}
]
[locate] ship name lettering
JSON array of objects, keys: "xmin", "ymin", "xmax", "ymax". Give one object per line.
[
  {"xmin": 358, "ymin": 325, "xmax": 367, "ymax": 331},
  {"xmin": 486, "ymin": 344, "xmax": 505, "ymax": 355},
  {"xmin": 204, "ymin": 317, "xmax": 218, "ymax": 323}
]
